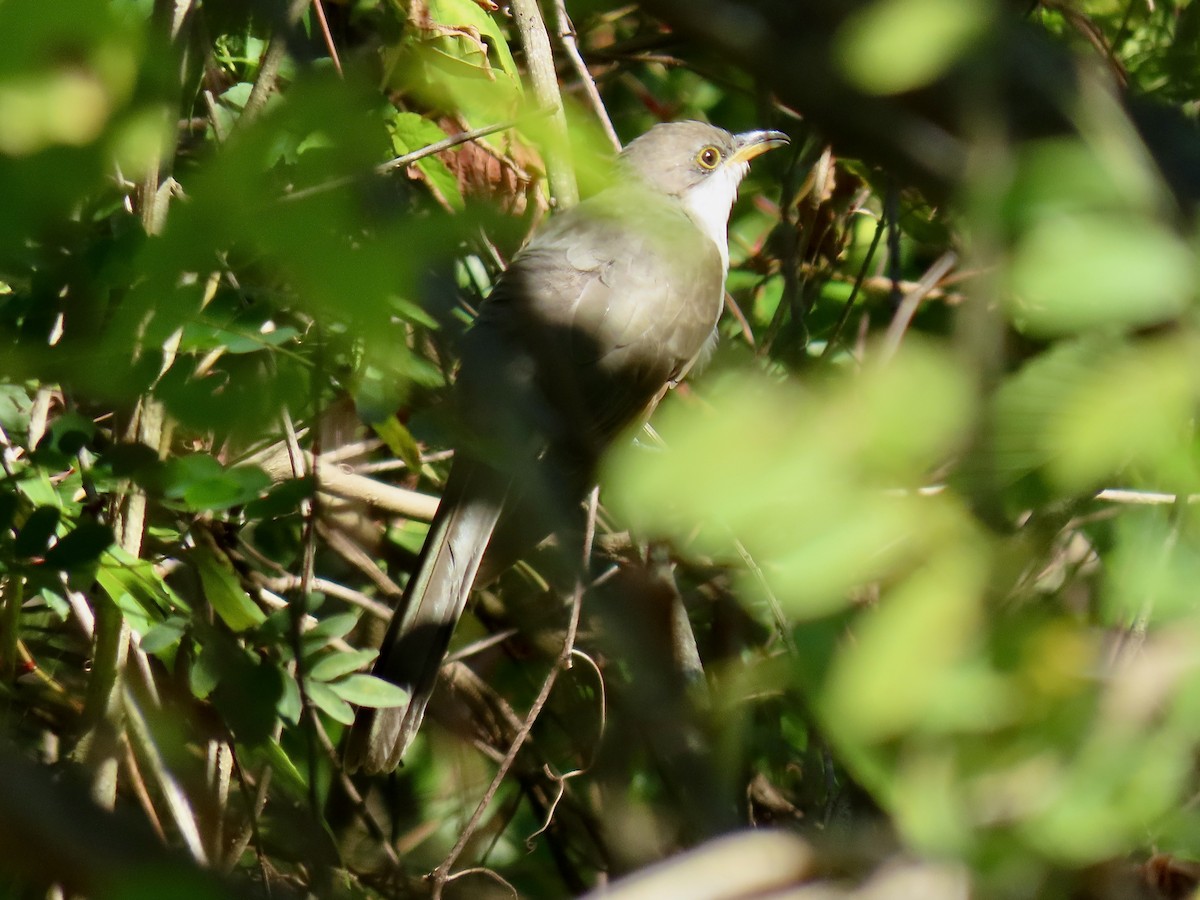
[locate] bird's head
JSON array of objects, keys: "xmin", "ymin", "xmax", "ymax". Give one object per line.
[
  {"xmin": 617, "ymin": 121, "xmax": 789, "ymax": 267},
  {"xmin": 620, "ymin": 121, "xmax": 789, "ymax": 196}
]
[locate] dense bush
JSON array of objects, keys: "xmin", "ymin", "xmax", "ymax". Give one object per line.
[{"xmin": 2, "ymin": 1, "xmax": 1199, "ymax": 897}]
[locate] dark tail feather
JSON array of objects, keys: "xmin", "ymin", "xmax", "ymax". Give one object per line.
[{"xmin": 344, "ymin": 459, "xmax": 508, "ymax": 773}]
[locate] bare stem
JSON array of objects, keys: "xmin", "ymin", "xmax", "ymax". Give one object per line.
[{"xmin": 510, "ymin": 0, "xmax": 578, "ymax": 207}]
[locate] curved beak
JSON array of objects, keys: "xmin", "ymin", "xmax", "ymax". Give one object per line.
[{"xmin": 730, "ymin": 129, "xmax": 790, "ymax": 163}]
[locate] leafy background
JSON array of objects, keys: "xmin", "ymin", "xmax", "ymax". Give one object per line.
[{"xmin": 2, "ymin": 0, "xmax": 1200, "ymax": 897}]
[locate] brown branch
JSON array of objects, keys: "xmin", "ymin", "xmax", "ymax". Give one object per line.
[
  {"xmin": 551, "ymin": 0, "xmax": 621, "ymax": 151},
  {"xmin": 257, "ymin": 573, "xmax": 394, "ymax": 621},
  {"xmin": 240, "ymin": 0, "xmax": 309, "ymax": 126},
  {"xmin": 312, "ymin": 0, "xmax": 343, "ymax": 76},
  {"xmin": 879, "ymin": 251, "xmax": 958, "ymax": 362},
  {"xmin": 510, "ymin": 0, "xmax": 578, "ymax": 207},
  {"xmin": 315, "ymin": 460, "xmax": 440, "ymax": 521}
]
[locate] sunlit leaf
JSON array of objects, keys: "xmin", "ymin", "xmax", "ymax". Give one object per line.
[
  {"xmin": 308, "ymin": 648, "xmax": 378, "ymax": 682},
  {"xmin": 822, "ymin": 546, "xmax": 989, "ymax": 743},
  {"xmin": 306, "ymin": 679, "xmax": 356, "ymax": 724},
  {"xmin": 1008, "ymin": 214, "xmax": 1193, "ymax": 336},
  {"xmin": 607, "ymin": 341, "xmax": 972, "ymax": 616},
  {"xmin": 139, "ymin": 616, "xmax": 187, "ymax": 654},
  {"xmin": 835, "ymin": 0, "xmax": 991, "ymax": 94},
  {"xmin": 327, "ymin": 673, "xmax": 409, "ymax": 708},
  {"xmin": 302, "ymin": 612, "xmax": 360, "ymax": 648},
  {"xmin": 193, "ymin": 544, "xmax": 267, "ymax": 632},
  {"xmin": 1044, "ymin": 337, "xmax": 1198, "ymax": 491}
]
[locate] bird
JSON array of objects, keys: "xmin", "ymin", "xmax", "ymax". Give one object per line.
[{"xmin": 343, "ymin": 121, "xmax": 789, "ymax": 773}]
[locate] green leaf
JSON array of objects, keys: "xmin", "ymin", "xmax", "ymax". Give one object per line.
[
  {"xmin": 327, "ymin": 673, "xmax": 410, "ymax": 708},
  {"xmin": 41, "ymin": 521, "xmax": 114, "ymax": 570},
  {"xmin": 14, "ymin": 506, "xmax": 60, "ymax": 557},
  {"xmin": 1008, "ymin": 214, "xmax": 1193, "ymax": 336},
  {"xmin": 243, "ymin": 476, "xmax": 315, "ymax": 519},
  {"xmin": 823, "ymin": 547, "xmax": 991, "ymax": 743},
  {"xmin": 301, "ymin": 612, "xmax": 359, "ymax": 649},
  {"xmin": 278, "ymin": 672, "xmax": 302, "ymax": 724},
  {"xmin": 0, "ymin": 384, "xmax": 32, "ymax": 440},
  {"xmin": 139, "ymin": 617, "xmax": 187, "ymax": 654},
  {"xmin": 306, "ymin": 679, "xmax": 356, "ymax": 724},
  {"xmin": 163, "ymin": 454, "xmax": 272, "ymax": 511},
  {"xmin": 193, "ymin": 544, "xmax": 267, "ymax": 632},
  {"xmin": 835, "ymin": 0, "xmax": 990, "ymax": 94},
  {"xmin": 388, "ymin": 111, "xmax": 465, "ymax": 211},
  {"xmin": 95, "ymin": 548, "xmax": 188, "ymax": 636},
  {"xmin": 247, "ymin": 739, "xmax": 308, "ymax": 799},
  {"xmin": 180, "ymin": 321, "xmax": 301, "ymax": 355},
  {"xmin": 162, "ymin": 453, "xmax": 226, "ymax": 499},
  {"xmin": 425, "ymin": 0, "xmax": 519, "ymax": 78},
  {"xmin": 40, "ymin": 410, "xmax": 96, "ymax": 456},
  {"xmin": 308, "ymin": 648, "xmax": 378, "ymax": 682},
  {"xmin": 181, "ymin": 464, "xmax": 272, "ymax": 512},
  {"xmin": 990, "ymin": 338, "xmax": 1109, "ymax": 488},
  {"xmin": 15, "ymin": 471, "xmax": 63, "ymax": 510},
  {"xmin": 1044, "ymin": 338, "xmax": 1197, "ymax": 491},
  {"xmin": 211, "ymin": 657, "xmax": 283, "ymax": 745},
  {"xmin": 189, "ymin": 644, "xmax": 222, "ymax": 699},
  {"xmin": 370, "ymin": 413, "xmax": 424, "ymax": 474},
  {"xmin": 606, "ymin": 343, "xmax": 972, "ymax": 616}
]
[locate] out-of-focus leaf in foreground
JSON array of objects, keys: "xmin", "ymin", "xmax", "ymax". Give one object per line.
[{"xmin": 607, "ymin": 340, "xmax": 974, "ymax": 618}]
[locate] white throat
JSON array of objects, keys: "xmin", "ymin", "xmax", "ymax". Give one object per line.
[{"xmin": 678, "ymin": 160, "xmax": 749, "ymax": 273}]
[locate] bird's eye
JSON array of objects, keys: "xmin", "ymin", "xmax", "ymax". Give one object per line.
[{"xmin": 696, "ymin": 146, "xmax": 721, "ymax": 170}]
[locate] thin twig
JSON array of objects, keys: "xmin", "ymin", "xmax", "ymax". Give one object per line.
[
  {"xmin": 551, "ymin": 0, "xmax": 621, "ymax": 150},
  {"xmin": 566, "ymin": 487, "xmax": 600, "ymax": 667},
  {"xmin": 224, "ymin": 750, "xmax": 274, "ymax": 883},
  {"xmin": 526, "ymin": 764, "xmax": 586, "ymax": 849},
  {"xmin": 84, "ymin": 0, "xmax": 194, "ymax": 810},
  {"xmin": 1097, "ymin": 488, "xmax": 1200, "ymax": 505},
  {"xmin": 309, "ymin": 709, "xmax": 402, "ymax": 870},
  {"xmin": 430, "ymin": 486, "xmax": 600, "ymax": 897},
  {"xmin": 284, "ymin": 118, "xmax": 526, "ymax": 203},
  {"xmin": 312, "ymin": 0, "xmax": 343, "ymax": 75},
  {"xmin": 285, "ymin": 410, "xmax": 323, "ymax": 817},
  {"xmin": 204, "ymin": 740, "xmax": 233, "ymax": 862},
  {"xmin": 316, "ymin": 460, "xmax": 440, "ymax": 520},
  {"xmin": 442, "ymin": 868, "xmax": 518, "ymax": 899},
  {"xmin": 762, "ymin": 141, "xmax": 827, "ymax": 355},
  {"xmin": 122, "ymin": 686, "xmax": 208, "ymax": 863},
  {"xmin": 241, "ymin": 0, "xmax": 309, "ymax": 125},
  {"xmin": 733, "ymin": 537, "xmax": 796, "ymax": 655},
  {"xmin": 0, "ymin": 574, "xmax": 21, "ymax": 684},
  {"xmin": 257, "ymin": 573, "xmax": 394, "ymax": 621},
  {"xmin": 879, "ymin": 251, "xmax": 958, "ymax": 362},
  {"xmin": 526, "ymin": 648, "xmax": 607, "ymax": 850},
  {"xmin": 354, "ymin": 448, "xmax": 454, "ymax": 475},
  {"xmin": 121, "ymin": 739, "xmax": 166, "ymax": 841},
  {"xmin": 723, "ymin": 290, "xmax": 756, "ymax": 348},
  {"xmin": 431, "ymin": 655, "xmax": 562, "ymax": 895},
  {"xmin": 317, "ymin": 522, "xmax": 406, "ymax": 598},
  {"xmin": 444, "ymin": 628, "xmax": 522, "ymax": 664},
  {"xmin": 821, "ymin": 210, "xmax": 885, "ymax": 359}
]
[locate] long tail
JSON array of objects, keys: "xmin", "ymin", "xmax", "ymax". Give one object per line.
[{"xmin": 343, "ymin": 459, "xmax": 508, "ymax": 773}]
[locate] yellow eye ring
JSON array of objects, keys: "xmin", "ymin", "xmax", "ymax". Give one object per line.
[{"xmin": 696, "ymin": 146, "xmax": 721, "ymax": 169}]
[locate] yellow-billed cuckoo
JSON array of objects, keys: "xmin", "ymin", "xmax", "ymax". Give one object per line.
[{"xmin": 345, "ymin": 121, "xmax": 788, "ymax": 773}]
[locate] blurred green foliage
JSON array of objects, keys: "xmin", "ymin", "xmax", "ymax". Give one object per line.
[{"xmin": 1, "ymin": 0, "xmax": 1200, "ymax": 897}]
